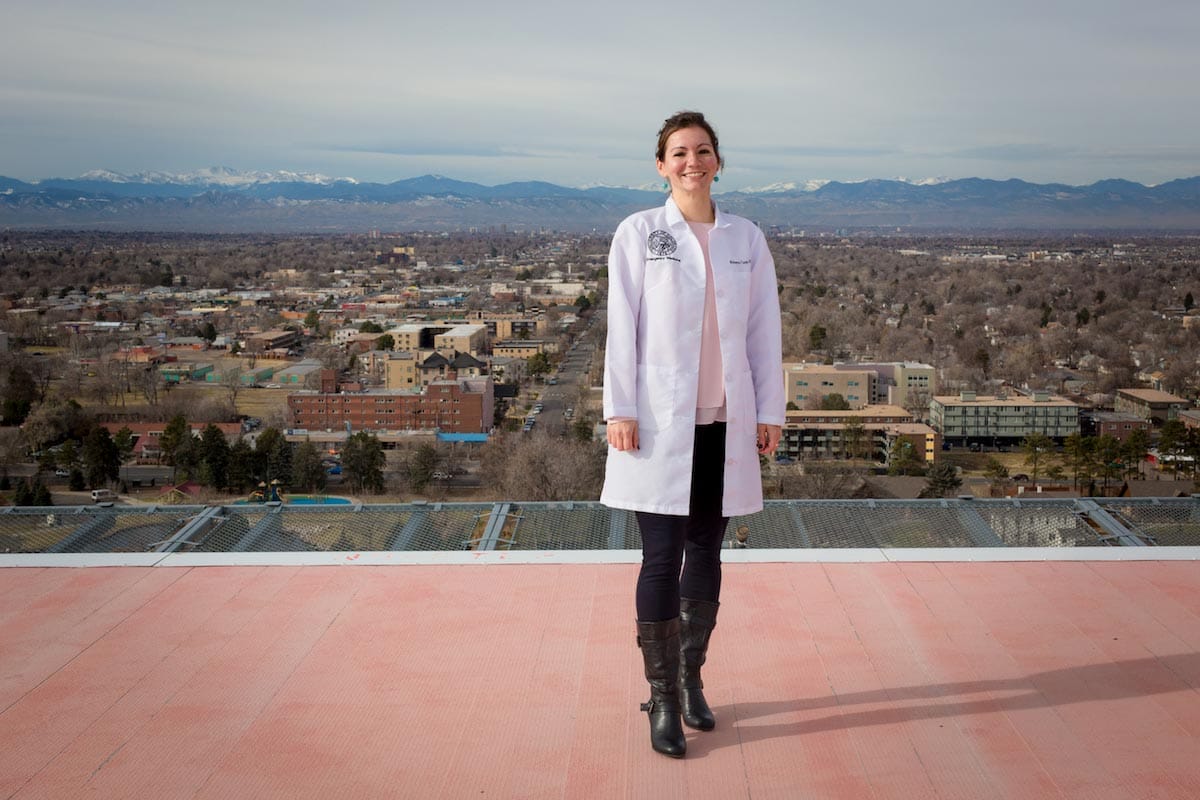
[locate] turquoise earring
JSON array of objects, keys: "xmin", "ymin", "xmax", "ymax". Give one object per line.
[
  {"xmin": 662, "ymin": 182, "xmax": 669, "ymax": 191},
  {"xmin": 714, "ymin": 175, "xmax": 720, "ymax": 183}
]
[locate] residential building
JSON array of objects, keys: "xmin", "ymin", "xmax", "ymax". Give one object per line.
[
  {"xmin": 1082, "ymin": 411, "xmax": 1152, "ymax": 442},
  {"xmin": 287, "ymin": 378, "xmax": 494, "ymax": 435},
  {"xmin": 433, "ymin": 324, "xmax": 487, "ymax": 354},
  {"xmin": 493, "ymin": 340, "xmax": 557, "ymax": 358},
  {"xmin": 782, "ymin": 361, "xmax": 935, "ymax": 411},
  {"xmin": 783, "ymin": 363, "xmax": 874, "ymax": 409},
  {"xmin": 780, "ymin": 406, "xmax": 939, "ymax": 463},
  {"xmin": 244, "ymin": 329, "xmax": 302, "ymax": 354},
  {"xmin": 930, "ymin": 391, "xmax": 1080, "ymax": 444},
  {"xmin": 1114, "ymin": 388, "xmax": 1190, "ymax": 425}
]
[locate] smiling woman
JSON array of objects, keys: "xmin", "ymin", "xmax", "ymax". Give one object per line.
[{"xmin": 602, "ymin": 110, "xmax": 785, "ymax": 759}]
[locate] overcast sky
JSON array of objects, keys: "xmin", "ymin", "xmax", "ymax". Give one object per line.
[{"xmin": 3, "ymin": 0, "xmax": 1198, "ymax": 190}]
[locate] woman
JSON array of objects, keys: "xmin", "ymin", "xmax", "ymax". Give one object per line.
[{"xmin": 602, "ymin": 110, "xmax": 785, "ymax": 758}]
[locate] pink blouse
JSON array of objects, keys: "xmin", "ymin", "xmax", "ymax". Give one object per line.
[{"xmin": 688, "ymin": 221, "xmax": 726, "ymax": 424}]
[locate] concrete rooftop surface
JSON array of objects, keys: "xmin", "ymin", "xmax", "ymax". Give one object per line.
[{"xmin": 4, "ymin": 557, "xmax": 1200, "ymax": 799}]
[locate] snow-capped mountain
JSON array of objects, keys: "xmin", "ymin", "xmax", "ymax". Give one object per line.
[
  {"xmin": 76, "ymin": 167, "xmax": 358, "ymax": 186},
  {"xmin": 2, "ymin": 170, "xmax": 1198, "ymax": 232},
  {"xmin": 741, "ymin": 180, "xmax": 830, "ymax": 194}
]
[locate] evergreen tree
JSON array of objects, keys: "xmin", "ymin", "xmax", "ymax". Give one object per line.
[
  {"xmin": 158, "ymin": 414, "xmax": 191, "ymax": 470},
  {"xmin": 82, "ymin": 427, "xmax": 121, "ymax": 488},
  {"xmin": 344, "ymin": 432, "xmax": 386, "ymax": 494},
  {"xmin": 1063, "ymin": 433, "xmax": 1096, "ymax": 493},
  {"xmin": 1159, "ymin": 419, "xmax": 1187, "ymax": 475},
  {"xmin": 199, "ymin": 424, "xmax": 230, "ymax": 489},
  {"xmin": 226, "ymin": 439, "xmax": 254, "ymax": 494},
  {"xmin": 819, "ymin": 393, "xmax": 850, "ymax": 411},
  {"xmin": 292, "ymin": 441, "xmax": 327, "ymax": 493},
  {"xmin": 887, "ymin": 439, "xmax": 925, "ymax": 476},
  {"xmin": 920, "ymin": 461, "xmax": 962, "ymax": 498},
  {"xmin": 1021, "ymin": 433, "xmax": 1054, "ymax": 483},
  {"xmin": 1122, "ymin": 429, "xmax": 1150, "ymax": 480},
  {"xmin": 113, "ymin": 426, "xmax": 135, "ymax": 462},
  {"xmin": 407, "ymin": 443, "xmax": 437, "ymax": 492},
  {"xmin": 255, "ymin": 427, "xmax": 293, "ymax": 485},
  {"xmin": 1095, "ymin": 434, "xmax": 1122, "ymax": 491},
  {"xmin": 173, "ymin": 436, "xmax": 201, "ymax": 482},
  {"xmin": 32, "ymin": 479, "xmax": 52, "ymax": 506}
]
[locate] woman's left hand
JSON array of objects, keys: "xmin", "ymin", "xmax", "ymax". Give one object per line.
[{"xmin": 756, "ymin": 424, "xmax": 781, "ymax": 455}]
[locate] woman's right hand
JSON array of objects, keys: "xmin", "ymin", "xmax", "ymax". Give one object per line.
[{"xmin": 606, "ymin": 419, "xmax": 639, "ymax": 451}]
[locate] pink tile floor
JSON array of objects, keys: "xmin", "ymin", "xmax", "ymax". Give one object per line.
[{"xmin": 3, "ymin": 560, "xmax": 1200, "ymax": 799}]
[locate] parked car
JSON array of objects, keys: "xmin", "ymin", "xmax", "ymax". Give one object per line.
[
  {"xmin": 54, "ymin": 468, "xmax": 71, "ymax": 477},
  {"xmin": 326, "ymin": 464, "xmax": 342, "ymax": 475}
]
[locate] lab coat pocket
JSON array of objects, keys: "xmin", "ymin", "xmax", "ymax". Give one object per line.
[
  {"xmin": 643, "ymin": 260, "xmax": 677, "ymax": 294},
  {"xmin": 636, "ymin": 363, "xmax": 678, "ymax": 431}
]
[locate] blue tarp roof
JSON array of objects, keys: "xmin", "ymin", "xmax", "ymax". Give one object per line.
[{"xmin": 436, "ymin": 432, "xmax": 489, "ymax": 443}]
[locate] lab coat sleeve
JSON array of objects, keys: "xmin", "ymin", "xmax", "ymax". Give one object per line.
[
  {"xmin": 603, "ymin": 220, "xmax": 643, "ymax": 420},
  {"xmin": 745, "ymin": 228, "xmax": 786, "ymax": 426}
]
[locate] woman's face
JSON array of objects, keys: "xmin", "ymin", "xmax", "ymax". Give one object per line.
[{"xmin": 656, "ymin": 126, "xmax": 720, "ymax": 196}]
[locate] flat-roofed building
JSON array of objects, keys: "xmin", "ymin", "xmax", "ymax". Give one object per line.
[
  {"xmin": 1083, "ymin": 411, "xmax": 1153, "ymax": 442},
  {"xmin": 464, "ymin": 311, "xmax": 548, "ymax": 341},
  {"xmin": 273, "ymin": 361, "xmax": 324, "ymax": 386},
  {"xmin": 288, "ymin": 378, "xmax": 493, "ymax": 435},
  {"xmin": 1114, "ymin": 388, "xmax": 1190, "ymax": 425},
  {"xmin": 244, "ymin": 329, "xmax": 302, "ymax": 354},
  {"xmin": 855, "ymin": 361, "xmax": 936, "ymax": 407},
  {"xmin": 930, "ymin": 391, "xmax": 1080, "ymax": 444},
  {"xmin": 387, "ymin": 323, "xmax": 435, "ymax": 352},
  {"xmin": 433, "ymin": 324, "xmax": 487, "ymax": 355},
  {"xmin": 783, "ymin": 363, "xmax": 875, "ymax": 409},
  {"xmin": 782, "ymin": 361, "xmax": 936, "ymax": 411},
  {"xmin": 494, "ymin": 340, "xmax": 557, "ymax": 358},
  {"xmin": 383, "ymin": 352, "xmax": 419, "ymax": 389},
  {"xmin": 780, "ymin": 405, "xmax": 939, "ymax": 463}
]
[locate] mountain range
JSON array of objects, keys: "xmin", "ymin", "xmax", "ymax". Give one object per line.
[{"xmin": 2, "ymin": 169, "xmax": 1198, "ymax": 233}]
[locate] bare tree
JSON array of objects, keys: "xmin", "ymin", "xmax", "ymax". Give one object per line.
[{"xmin": 480, "ymin": 430, "xmax": 604, "ymax": 501}]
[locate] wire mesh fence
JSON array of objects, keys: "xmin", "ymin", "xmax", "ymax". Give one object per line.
[{"xmin": 4, "ymin": 497, "xmax": 1197, "ymax": 555}]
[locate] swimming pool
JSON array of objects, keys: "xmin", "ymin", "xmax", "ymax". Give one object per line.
[
  {"xmin": 286, "ymin": 496, "xmax": 353, "ymax": 505},
  {"xmin": 233, "ymin": 496, "xmax": 353, "ymax": 506}
]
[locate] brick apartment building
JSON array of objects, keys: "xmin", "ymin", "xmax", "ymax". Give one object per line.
[
  {"xmin": 1082, "ymin": 411, "xmax": 1153, "ymax": 442},
  {"xmin": 288, "ymin": 378, "xmax": 494, "ymax": 434}
]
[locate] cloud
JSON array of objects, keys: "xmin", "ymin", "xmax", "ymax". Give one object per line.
[
  {"xmin": 323, "ymin": 144, "xmax": 550, "ymax": 160},
  {"xmin": 949, "ymin": 143, "xmax": 1082, "ymax": 162}
]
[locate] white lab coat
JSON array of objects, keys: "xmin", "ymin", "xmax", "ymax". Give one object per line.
[{"xmin": 601, "ymin": 197, "xmax": 785, "ymax": 516}]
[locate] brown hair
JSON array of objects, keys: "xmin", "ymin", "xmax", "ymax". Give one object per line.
[{"xmin": 655, "ymin": 110, "xmax": 723, "ymax": 168}]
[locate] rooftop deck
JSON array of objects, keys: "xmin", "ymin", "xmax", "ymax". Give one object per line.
[{"xmin": 4, "ymin": 500, "xmax": 1200, "ymax": 798}]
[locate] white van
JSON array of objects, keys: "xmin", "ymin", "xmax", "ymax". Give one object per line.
[{"xmin": 90, "ymin": 489, "xmax": 117, "ymax": 503}]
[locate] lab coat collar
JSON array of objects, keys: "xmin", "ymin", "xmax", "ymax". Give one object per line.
[{"xmin": 664, "ymin": 196, "xmax": 732, "ymax": 230}]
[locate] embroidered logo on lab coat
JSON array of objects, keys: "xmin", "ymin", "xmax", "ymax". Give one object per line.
[{"xmin": 647, "ymin": 230, "xmax": 677, "ymax": 257}]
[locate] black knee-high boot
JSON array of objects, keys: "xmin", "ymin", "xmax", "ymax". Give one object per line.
[
  {"xmin": 636, "ymin": 618, "xmax": 687, "ymax": 758},
  {"xmin": 678, "ymin": 598, "xmax": 719, "ymax": 731}
]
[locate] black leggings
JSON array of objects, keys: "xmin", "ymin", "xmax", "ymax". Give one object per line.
[{"xmin": 635, "ymin": 422, "xmax": 729, "ymax": 621}]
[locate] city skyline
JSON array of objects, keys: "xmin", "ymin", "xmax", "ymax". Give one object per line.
[{"xmin": 3, "ymin": 0, "xmax": 1198, "ymax": 191}]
